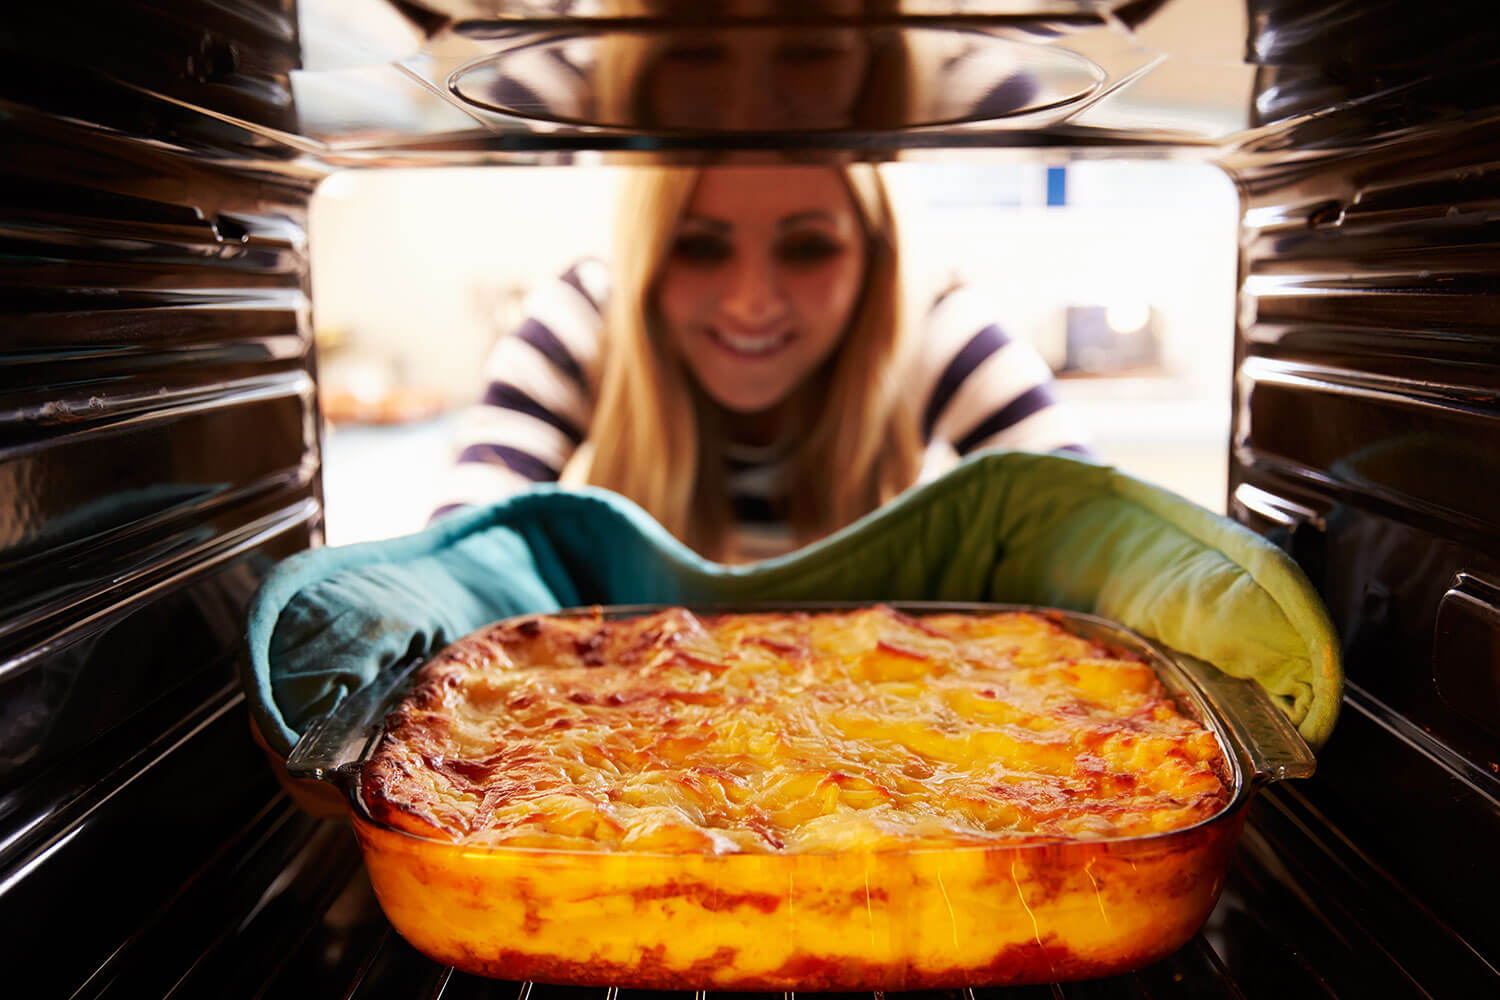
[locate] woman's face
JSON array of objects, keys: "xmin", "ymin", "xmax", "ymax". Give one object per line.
[{"xmin": 657, "ymin": 166, "xmax": 868, "ymax": 417}]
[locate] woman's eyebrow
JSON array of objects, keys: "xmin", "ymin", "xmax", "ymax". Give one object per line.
[
  {"xmin": 680, "ymin": 215, "xmax": 731, "ymax": 233},
  {"xmin": 777, "ymin": 211, "xmax": 836, "ymax": 229}
]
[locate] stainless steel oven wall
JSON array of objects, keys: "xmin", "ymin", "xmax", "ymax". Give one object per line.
[
  {"xmin": 0, "ymin": 3, "xmax": 323, "ymax": 995},
  {"xmin": 1222, "ymin": 0, "xmax": 1500, "ymax": 984}
]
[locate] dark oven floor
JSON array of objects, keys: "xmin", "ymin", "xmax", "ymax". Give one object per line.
[{"xmin": 65, "ymin": 781, "xmax": 1487, "ymax": 1000}]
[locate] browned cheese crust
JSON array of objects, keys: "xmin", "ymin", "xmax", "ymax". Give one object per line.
[{"xmin": 362, "ymin": 606, "xmax": 1230, "ymax": 853}]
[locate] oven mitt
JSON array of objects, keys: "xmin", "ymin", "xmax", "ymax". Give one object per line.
[{"xmin": 243, "ymin": 450, "xmax": 1342, "ymax": 757}]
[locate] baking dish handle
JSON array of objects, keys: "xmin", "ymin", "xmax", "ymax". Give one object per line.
[
  {"xmin": 1166, "ymin": 650, "xmax": 1317, "ymax": 784},
  {"xmin": 285, "ymin": 652, "xmax": 427, "ymax": 787}
]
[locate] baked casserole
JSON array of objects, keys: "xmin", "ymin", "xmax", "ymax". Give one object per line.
[{"xmin": 354, "ymin": 604, "xmax": 1242, "ymax": 988}]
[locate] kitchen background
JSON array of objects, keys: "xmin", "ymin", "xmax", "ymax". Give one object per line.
[{"xmin": 310, "ymin": 160, "xmax": 1239, "ymax": 545}]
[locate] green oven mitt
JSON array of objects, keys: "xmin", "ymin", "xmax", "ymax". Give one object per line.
[{"xmin": 242, "ymin": 450, "xmax": 1342, "ymax": 756}]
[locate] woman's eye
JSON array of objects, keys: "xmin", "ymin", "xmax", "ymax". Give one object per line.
[
  {"xmin": 776, "ymin": 236, "xmax": 842, "ymax": 264},
  {"xmin": 671, "ymin": 234, "xmax": 732, "ymax": 265}
]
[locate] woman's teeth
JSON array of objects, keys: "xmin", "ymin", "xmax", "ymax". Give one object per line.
[{"xmin": 711, "ymin": 328, "xmax": 793, "ymax": 356}]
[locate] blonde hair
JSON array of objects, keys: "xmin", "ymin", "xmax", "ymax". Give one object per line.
[{"xmin": 570, "ymin": 164, "xmax": 922, "ymax": 561}]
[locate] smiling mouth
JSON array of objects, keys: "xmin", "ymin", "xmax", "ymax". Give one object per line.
[{"xmin": 708, "ymin": 326, "xmax": 796, "ymax": 358}]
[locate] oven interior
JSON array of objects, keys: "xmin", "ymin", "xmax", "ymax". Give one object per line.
[{"xmin": 2, "ymin": 1, "xmax": 1498, "ymax": 997}]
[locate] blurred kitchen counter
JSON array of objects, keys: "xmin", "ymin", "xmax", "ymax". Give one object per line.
[
  {"xmin": 1054, "ymin": 376, "xmax": 1230, "ymax": 514},
  {"xmin": 321, "ymin": 415, "xmax": 456, "ymax": 547}
]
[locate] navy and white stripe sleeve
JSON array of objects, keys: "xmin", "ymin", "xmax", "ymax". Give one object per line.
[
  {"xmin": 433, "ymin": 260, "xmax": 607, "ymax": 519},
  {"xmin": 914, "ymin": 286, "xmax": 1089, "ymax": 479}
]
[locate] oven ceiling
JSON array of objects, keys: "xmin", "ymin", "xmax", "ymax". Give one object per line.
[
  {"xmin": 12, "ymin": 0, "xmax": 1485, "ymax": 168},
  {"xmin": 288, "ymin": 0, "xmax": 1259, "ymax": 163}
]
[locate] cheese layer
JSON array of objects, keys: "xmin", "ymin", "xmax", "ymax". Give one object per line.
[{"xmin": 363, "ymin": 606, "xmax": 1230, "ymax": 853}]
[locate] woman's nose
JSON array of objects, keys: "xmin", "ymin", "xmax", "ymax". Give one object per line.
[{"xmin": 721, "ymin": 251, "xmax": 786, "ymax": 327}]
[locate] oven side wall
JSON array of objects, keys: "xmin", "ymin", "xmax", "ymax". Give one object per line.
[
  {"xmin": 1222, "ymin": 88, "xmax": 1500, "ymax": 986},
  {"xmin": 0, "ymin": 4, "xmax": 327, "ymax": 994}
]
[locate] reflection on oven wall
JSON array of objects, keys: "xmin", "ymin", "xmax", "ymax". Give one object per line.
[{"xmin": 309, "ymin": 161, "xmax": 1237, "ymax": 546}]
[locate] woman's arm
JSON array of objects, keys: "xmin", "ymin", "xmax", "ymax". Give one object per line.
[
  {"xmin": 914, "ymin": 285, "xmax": 1090, "ymax": 477},
  {"xmin": 432, "ymin": 260, "xmax": 607, "ymax": 519}
]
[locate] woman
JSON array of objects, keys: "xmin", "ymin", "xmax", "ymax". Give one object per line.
[{"xmin": 437, "ymin": 163, "xmax": 1087, "ymax": 561}]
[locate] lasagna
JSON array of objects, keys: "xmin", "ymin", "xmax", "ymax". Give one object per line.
[{"xmin": 362, "ymin": 605, "xmax": 1230, "ymax": 852}]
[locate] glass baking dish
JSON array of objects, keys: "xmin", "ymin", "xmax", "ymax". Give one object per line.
[{"xmin": 287, "ymin": 602, "xmax": 1316, "ymax": 990}]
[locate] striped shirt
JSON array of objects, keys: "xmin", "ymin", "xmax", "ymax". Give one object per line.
[{"xmin": 436, "ymin": 260, "xmax": 1088, "ymax": 559}]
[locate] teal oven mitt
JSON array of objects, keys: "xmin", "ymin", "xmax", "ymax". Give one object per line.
[{"xmin": 242, "ymin": 451, "xmax": 1343, "ymax": 757}]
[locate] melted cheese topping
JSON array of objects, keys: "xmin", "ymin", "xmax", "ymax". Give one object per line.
[{"xmin": 363, "ymin": 606, "xmax": 1231, "ymax": 853}]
